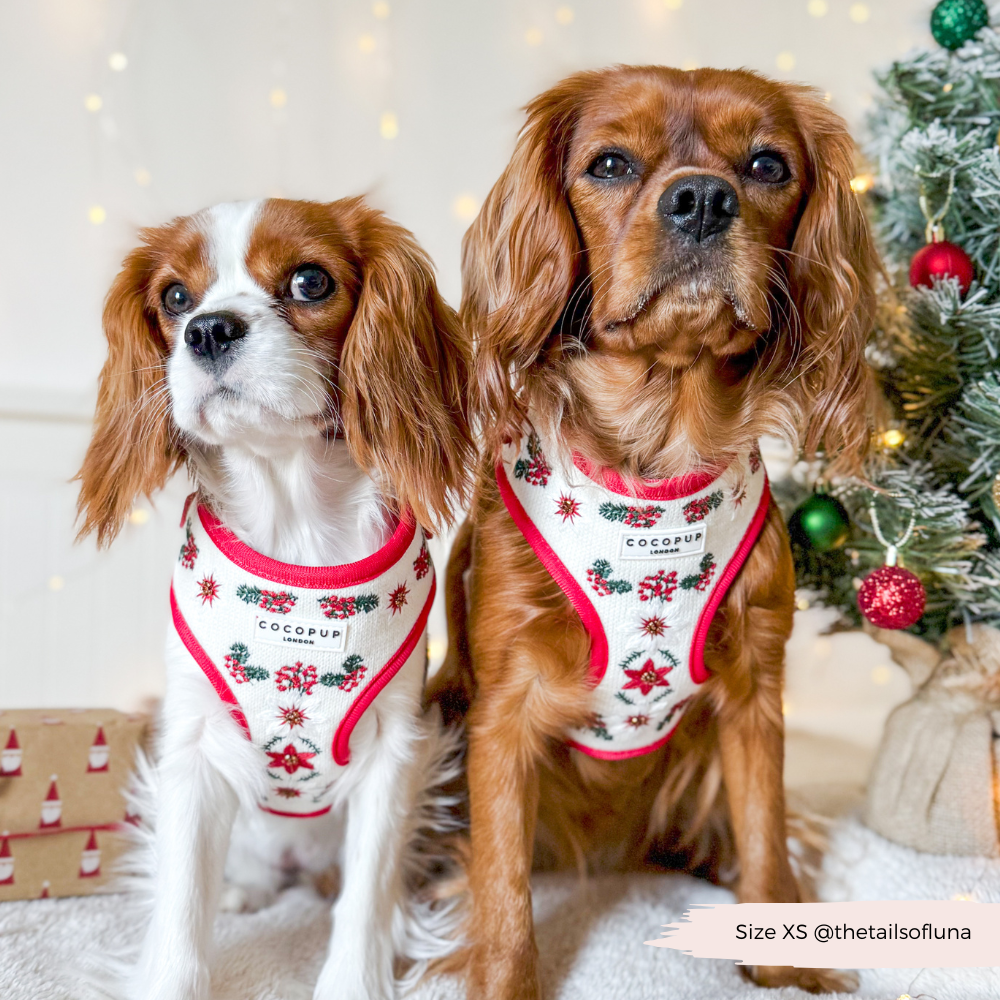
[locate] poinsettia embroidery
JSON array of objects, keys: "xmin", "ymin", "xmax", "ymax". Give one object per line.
[
  {"xmin": 196, "ymin": 574, "xmax": 220, "ymax": 606},
  {"xmin": 730, "ymin": 482, "xmax": 748, "ymax": 509},
  {"xmin": 236, "ymin": 584, "xmax": 297, "ymax": 614},
  {"xmin": 637, "ymin": 570, "xmax": 677, "ymax": 603},
  {"xmin": 413, "ymin": 543, "xmax": 431, "ymax": 580},
  {"xmin": 620, "ymin": 606, "xmax": 677, "ymax": 651},
  {"xmin": 624, "ymin": 713, "xmax": 651, "ymax": 729},
  {"xmin": 622, "ymin": 658, "xmax": 674, "ymax": 696},
  {"xmin": 554, "ymin": 493, "xmax": 581, "ymax": 523},
  {"xmin": 266, "ymin": 743, "xmax": 316, "ymax": 775},
  {"xmin": 513, "ymin": 432, "xmax": 551, "ymax": 486},
  {"xmin": 748, "ymin": 442, "xmax": 762, "ymax": 475},
  {"xmin": 599, "ymin": 502, "xmax": 665, "ymax": 528},
  {"xmin": 318, "ymin": 593, "xmax": 379, "ymax": 620},
  {"xmin": 319, "ymin": 654, "xmax": 368, "ymax": 692},
  {"xmin": 681, "ymin": 553, "xmax": 716, "ymax": 592},
  {"xmin": 224, "ymin": 642, "xmax": 269, "ymax": 684},
  {"xmin": 179, "ymin": 523, "xmax": 199, "ymax": 569},
  {"xmin": 274, "ymin": 786, "xmax": 302, "ymax": 799},
  {"xmin": 587, "ymin": 559, "xmax": 633, "ymax": 596},
  {"xmin": 388, "ymin": 584, "xmax": 409, "ymax": 614},
  {"xmin": 275, "ymin": 703, "xmax": 310, "ymax": 730},
  {"xmin": 275, "ymin": 662, "xmax": 318, "ymax": 695},
  {"xmin": 683, "ymin": 491, "xmax": 724, "ymax": 523}
]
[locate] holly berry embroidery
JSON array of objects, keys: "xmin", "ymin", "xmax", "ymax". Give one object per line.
[
  {"xmin": 586, "ymin": 559, "xmax": 633, "ymax": 596},
  {"xmin": 599, "ymin": 502, "xmax": 665, "ymax": 528},
  {"xmin": 196, "ymin": 574, "xmax": 220, "ymax": 606},
  {"xmin": 236, "ymin": 584, "xmax": 298, "ymax": 615},
  {"xmin": 275, "ymin": 662, "xmax": 318, "ymax": 695},
  {"xmin": 683, "ymin": 491, "xmax": 723, "ymax": 524},
  {"xmin": 513, "ymin": 432, "xmax": 551, "ymax": 486},
  {"xmin": 224, "ymin": 642, "xmax": 269, "ymax": 684},
  {"xmin": 265, "ymin": 743, "xmax": 316, "ymax": 775},
  {"xmin": 637, "ymin": 570, "xmax": 677, "ymax": 603},
  {"xmin": 319, "ymin": 654, "xmax": 367, "ymax": 692},
  {"xmin": 748, "ymin": 442, "xmax": 762, "ymax": 475},
  {"xmin": 387, "ymin": 583, "xmax": 409, "ymax": 615},
  {"xmin": 622, "ymin": 657, "xmax": 674, "ymax": 696},
  {"xmin": 179, "ymin": 524, "xmax": 199, "ymax": 569},
  {"xmin": 681, "ymin": 553, "xmax": 716, "ymax": 592},
  {"xmin": 587, "ymin": 714, "xmax": 613, "ymax": 742},
  {"xmin": 318, "ymin": 592, "xmax": 379, "ymax": 620},
  {"xmin": 413, "ymin": 543, "xmax": 431, "ymax": 580},
  {"xmin": 554, "ymin": 493, "xmax": 582, "ymax": 523}
]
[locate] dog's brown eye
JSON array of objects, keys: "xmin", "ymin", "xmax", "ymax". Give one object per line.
[
  {"xmin": 588, "ymin": 153, "xmax": 634, "ymax": 180},
  {"xmin": 290, "ymin": 265, "xmax": 333, "ymax": 302},
  {"xmin": 747, "ymin": 152, "xmax": 789, "ymax": 184},
  {"xmin": 163, "ymin": 283, "xmax": 194, "ymax": 316}
]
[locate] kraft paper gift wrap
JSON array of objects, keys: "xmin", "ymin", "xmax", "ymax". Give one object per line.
[{"xmin": 0, "ymin": 708, "xmax": 148, "ymax": 900}]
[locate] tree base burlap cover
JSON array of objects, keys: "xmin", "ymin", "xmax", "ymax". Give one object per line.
[{"xmin": 865, "ymin": 623, "xmax": 1000, "ymax": 857}]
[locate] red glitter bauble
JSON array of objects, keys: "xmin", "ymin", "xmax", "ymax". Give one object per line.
[
  {"xmin": 857, "ymin": 565, "xmax": 926, "ymax": 630},
  {"xmin": 909, "ymin": 240, "xmax": 974, "ymax": 295}
]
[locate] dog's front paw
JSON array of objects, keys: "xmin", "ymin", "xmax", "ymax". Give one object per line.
[
  {"xmin": 218, "ymin": 881, "xmax": 278, "ymax": 913},
  {"xmin": 744, "ymin": 965, "xmax": 858, "ymax": 994},
  {"xmin": 312, "ymin": 958, "xmax": 394, "ymax": 1000}
]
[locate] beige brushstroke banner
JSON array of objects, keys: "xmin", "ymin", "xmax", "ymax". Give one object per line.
[{"xmin": 645, "ymin": 901, "xmax": 1000, "ymax": 967}]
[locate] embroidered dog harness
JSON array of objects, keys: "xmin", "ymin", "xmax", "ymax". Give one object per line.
[
  {"xmin": 170, "ymin": 497, "xmax": 435, "ymax": 817},
  {"xmin": 497, "ymin": 426, "xmax": 770, "ymax": 760}
]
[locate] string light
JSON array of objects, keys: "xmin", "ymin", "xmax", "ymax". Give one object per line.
[
  {"xmin": 108, "ymin": 52, "xmax": 128, "ymax": 71},
  {"xmin": 682, "ymin": 58, "xmax": 698, "ymax": 71},
  {"xmin": 358, "ymin": 34, "xmax": 376, "ymax": 53},
  {"xmin": 134, "ymin": 168, "xmax": 151, "ymax": 186},
  {"xmin": 849, "ymin": 3, "xmax": 870, "ymax": 23},
  {"xmin": 379, "ymin": 112, "xmax": 398, "ymax": 139},
  {"xmin": 808, "ymin": 0, "xmax": 828, "ymax": 16},
  {"xmin": 84, "ymin": 94, "xmax": 102, "ymax": 112},
  {"xmin": 555, "ymin": 6, "xmax": 574, "ymax": 24},
  {"xmin": 664, "ymin": 0, "xmax": 683, "ymax": 9},
  {"xmin": 776, "ymin": 52, "xmax": 796, "ymax": 71},
  {"xmin": 129, "ymin": 509, "xmax": 150, "ymax": 525},
  {"xmin": 525, "ymin": 27, "xmax": 543, "ymax": 46},
  {"xmin": 48, "ymin": 576, "xmax": 65, "ymax": 591},
  {"xmin": 796, "ymin": 596, "xmax": 810, "ymax": 610},
  {"xmin": 850, "ymin": 173, "xmax": 875, "ymax": 194},
  {"xmin": 269, "ymin": 88, "xmax": 287, "ymax": 109},
  {"xmin": 452, "ymin": 194, "xmax": 479, "ymax": 221},
  {"xmin": 88, "ymin": 205, "xmax": 106, "ymax": 225},
  {"xmin": 871, "ymin": 665, "xmax": 893, "ymax": 685},
  {"xmin": 881, "ymin": 428, "xmax": 906, "ymax": 448},
  {"xmin": 372, "ymin": 0, "xmax": 390, "ymax": 18}
]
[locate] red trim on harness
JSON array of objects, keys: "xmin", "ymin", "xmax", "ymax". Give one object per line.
[
  {"xmin": 497, "ymin": 462, "xmax": 609, "ymax": 683},
  {"xmin": 170, "ymin": 585, "xmax": 252, "ymax": 739},
  {"xmin": 572, "ymin": 454, "xmax": 721, "ymax": 501},
  {"xmin": 197, "ymin": 504, "xmax": 416, "ymax": 589},
  {"xmin": 566, "ymin": 713, "xmax": 686, "ymax": 761},
  {"xmin": 180, "ymin": 492, "xmax": 197, "ymax": 528},
  {"xmin": 688, "ymin": 476, "xmax": 771, "ymax": 684},
  {"xmin": 331, "ymin": 578, "xmax": 436, "ymax": 766},
  {"xmin": 260, "ymin": 804, "xmax": 333, "ymax": 819}
]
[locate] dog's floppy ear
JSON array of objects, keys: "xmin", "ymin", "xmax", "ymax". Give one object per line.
[
  {"xmin": 461, "ymin": 78, "xmax": 585, "ymax": 460},
  {"xmin": 786, "ymin": 88, "xmax": 879, "ymax": 477},
  {"xmin": 76, "ymin": 241, "xmax": 184, "ymax": 547},
  {"xmin": 338, "ymin": 203, "xmax": 475, "ymax": 531}
]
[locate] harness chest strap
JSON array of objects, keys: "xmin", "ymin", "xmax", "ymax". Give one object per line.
[
  {"xmin": 170, "ymin": 497, "xmax": 435, "ymax": 817},
  {"xmin": 497, "ymin": 427, "xmax": 769, "ymax": 760}
]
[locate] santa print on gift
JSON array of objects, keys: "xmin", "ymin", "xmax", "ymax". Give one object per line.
[
  {"xmin": 1, "ymin": 729, "xmax": 22, "ymax": 776},
  {"xmin": 498, "ymin": 422, "xmax": 769, "ymax": 758},
  {"xmin": 170, "ymin": 497, "xmax": 436, "ymax": 816},
  {"xmin": 87, "ymin": 726, "xmax": 110, "ymax": 772},
  {"xmin": 0, "ymin": 833, "xmax": 13, "ymax": 885},
  {"xmin": 39, "ymin": 776, "xmax": 62, "ymax": 828},
  {"xmin": 79, "ymin": 830, "xmax": 101, "ymax": 878}
]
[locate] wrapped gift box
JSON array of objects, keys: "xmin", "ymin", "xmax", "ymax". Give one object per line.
[{"xmin": 0, "ymin": 708, "xmax": 148, "ymax": 900}]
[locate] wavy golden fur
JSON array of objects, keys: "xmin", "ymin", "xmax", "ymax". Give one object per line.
[{"xmin": 429, "ymin": 65, "xmax": 877, "ymax": 998}]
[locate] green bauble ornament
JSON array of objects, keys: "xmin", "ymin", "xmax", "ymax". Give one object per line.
[
  {"xmin": 788, "ymin": 494, "xmax": 850, "ymax": 552},
  {"xmin": 930, "ymin": 0, "xmax": 988, "ymax": 50}
]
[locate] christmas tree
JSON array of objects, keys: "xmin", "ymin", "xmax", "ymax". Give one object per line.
[{"xmin": 784, "ymin": 0, "xmax": 1000, "ymax": 640}]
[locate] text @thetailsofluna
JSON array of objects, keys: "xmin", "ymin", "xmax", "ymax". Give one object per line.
[{"xmin": 645, "ymin": 901, "xmax": 1000, "ymax": 968}]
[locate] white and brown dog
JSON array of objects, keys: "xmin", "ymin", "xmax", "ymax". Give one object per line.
[{"xmin": 76, "ymin": 197, "xmax": 473, "ymax": 1000}]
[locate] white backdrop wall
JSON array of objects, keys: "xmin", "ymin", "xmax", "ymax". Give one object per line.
[{"xmin": 1, "ymin": 0, "xmax": 930, "ymax": 731}]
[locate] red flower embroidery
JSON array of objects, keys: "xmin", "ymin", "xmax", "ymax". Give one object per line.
[
  {"xmin": 179, "ymin": 530, "xmax": 199, "ymax": 569},
  {"xmin": 622, "ymin": 659, "xmax": 673, "ymax": 696},
  {"xmin": 196, "ymin": 574, "xmax": 220, "ymax": 606},
  {"xmin": 683, "ymin": 491, "xmax": 724, "ymax": 524},
  {"xmin": 554, "ymin": 493, "xmax": 581, "ymax": 524},
  {"xmin": 266, "ymin": 744, "xmax": 316, "ymax": 775},
  {"xmin": 275, "ymin": 662, "xmax": 318, "ymax": 695},
  {"xmin": 637, "ymin": 570, "xmax": 677, "ymax": 603},
  {"xmin": 388, "ymin": 584, "xmax": 409, "ymax": 615},
  {"xmin": 318, "ymin": 593, "xmax": 379, "ymax": 619},
  {"xmin": 413, "ymin": 543, "xmax": 431, "ymax": 580},
  {"xmin": 274, "ymin": 787, "xmax": 302, "ymax": 799},
  {"xmin": 236, "ymin": 584, "xmax": 297, "ymax": 614},
  {"xmin": 625, "ymin": 714, "xmax": 650, "ymax": 729},
  {"xmin": 624, "ymin": 505, "xmax": 662, "ymax": 528},
  {"xmin": 276, "ymin": 704, "xmax": 309, "ymax": 729},
  {"xmin": 748, "ymin": 443, "xmax": 762, "ymax": 475}
]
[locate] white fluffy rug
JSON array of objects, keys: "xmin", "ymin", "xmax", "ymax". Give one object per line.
[{"xmin": 1, "ymin": 819, "xmax": 997, "ymax": 1000}]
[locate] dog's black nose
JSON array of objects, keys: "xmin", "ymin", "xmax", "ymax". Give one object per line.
[
  {"xmin": 184, "ymin": 311, "xmax": 247, "ymax": 364},
  {"xmin": 659, "ymin": 174, "xmax": 740, "ymax": 243}
]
